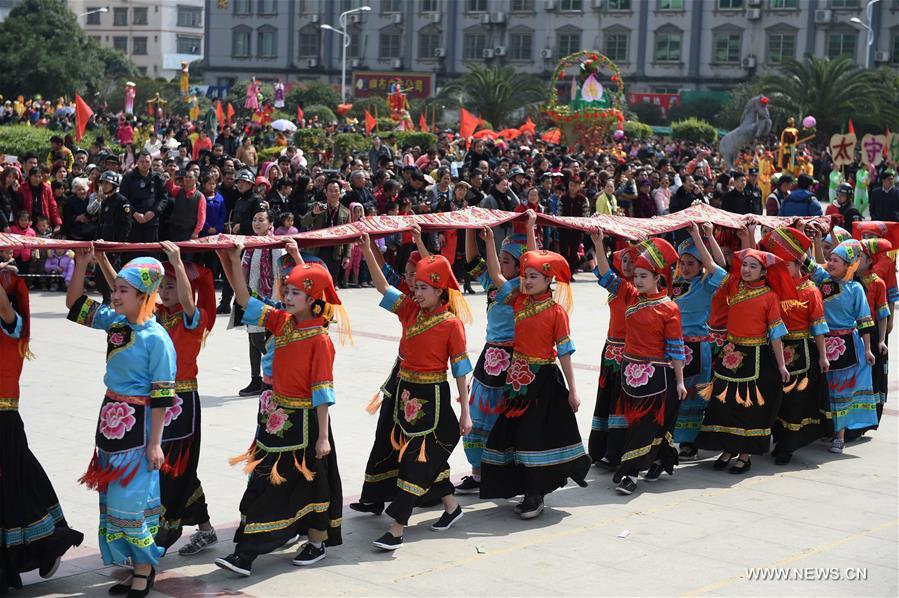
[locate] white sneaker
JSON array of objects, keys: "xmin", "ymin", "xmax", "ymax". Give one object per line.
[{"xmin": 829, "ymin": 439, "xmax": 844, "ymax": 454}]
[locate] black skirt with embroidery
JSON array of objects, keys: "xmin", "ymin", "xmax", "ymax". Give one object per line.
[
  {"xmin": 696, "ymin": 342, "xmax": 783, "ymax": 455},
  {"xmin": 155, "ymin": 388, "xmax": 210, "ymax": 550},
  {"xmin": 360, "ymin": 377, "xmax": 458, "ymax": 526},
  {"xmin": 588, "ymin": 340, "xmax": 624, "ymax": 464},
  {"xmin": 480, "ymin": 363, "xmax": 590, "ymax": 499},
  {"xmin": 230, "ymin": 395, "xmax": 342, "ymax": 559},
  {"xmin": 1, "ymin": 410, "xmax": 83, "ymax": 592},
  {"xmin": 613, "ymin": 359, "xmax": 680, "ymax": 480},
  {"xmin": 771, "ymin": 337, "xmax": 827, "ymax": 454}
]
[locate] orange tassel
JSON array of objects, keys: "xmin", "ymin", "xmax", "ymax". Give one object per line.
[
  {"xmin": 366, "ymin": 392, "xmax": 383, "ymax": 414},
  {"xmin": 783, "ymin": 378, "xmax": 798, "ymax": 393},
  {"xmin": 293, "ymin": 451, "xmax": 316, "ymax": 481},
  {"xmin": 754, "ymin": 384, "xmax": 765, "ymax": 407},
  {"xmin": 242, "ymin": 447, "xmax": 264, "ymax": 474},
  {"xmin": 398, "ymin": 436, "xmax": 410, "ymax": 461},
  {"xmin": 715, "ymin": 386, "xmax": 728, "ymax": 403},
  {"xmin": 796, "ymin": 376, "xmax": 809, "ymax": 392},
  {"xmin": 390, "ymin": 425, "xmax": 401, "ymax": 451},
  {"xmin": 697, "ymin": 383, "xmax": 713, "ymax": 401},
  {"xmin": 417, "ymin": 436, "xmax": 428, "ymax": 463},
  {"xmin": 228, "ymin": 440, "xmax": 257, "ymax": 466},
  {"xmin": 269, "ymin": 454, "xmax": 287, "ymax": 485}
]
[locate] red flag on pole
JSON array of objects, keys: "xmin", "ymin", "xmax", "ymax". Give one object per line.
[
  {"xmin": 297, "ymin": 105, "xmax": 305, "ymax": 124},
  {"xmin": 364, "ymin": 110, "xmax": 377, "ymax": 135},
  {"xmin": 74, "ymin": 94, "xmax": 93, "ymax": 142},
  {"xmin": 419, "ymin": 113, "xmax": 429, "ymax": 133},
  {"xmin": 847, "ymin": 119, "xmax": 855, "ymax": 135},
  {"xmin": 519, "ymin": 116, "xmax": 536, "ymax": 135},
  {"xmin": 226, "ymin": 103, "xmax": 235, "ymax": 126},
  {"xmin": 215, "ymin": 100, "xmax": 225, "ymax": 130},
  {"xmin": 459, "ymin": 108, "xmax": 480, "ymax": 140}
]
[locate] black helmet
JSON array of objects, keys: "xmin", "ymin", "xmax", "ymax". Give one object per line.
[
  {"xmin": 236, "ymin": 169, "xmax": 255, "ymax": 184},
  {"xmin": 99, "ymin": 171, "xmax": 122, "ymax": 187},
  {"xmin": 836, "ymin": 182, "xmax": 853, "ymax": 196}
]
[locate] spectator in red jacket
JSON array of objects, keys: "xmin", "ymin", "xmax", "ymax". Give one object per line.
[{"xmin": 17, "ymin": 167, "xmax": 61, "ymax": 232}]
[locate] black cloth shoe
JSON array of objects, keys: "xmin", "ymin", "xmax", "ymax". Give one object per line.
[
  {"xmin": 713, "ymin": 453, "xmax": 734, "ymax": 470},
  {"xmin": 125, "ymin": 568, "xmax": 155, "ymax": 598},
  {"xmin": 642, "ymin": 463, "xmax": 664, "ymax": 482},
  {"xmin": 774, "ymin": 451, "xmax": 792, "ymax": 465},
  {"xmin": 39, "ymin": 557, "xmax": 61, "ymax": 579},
  {"xmin": 454, "ymin": 475, "xmax": 480, "ymax": 495},
  {"xmin": 678, "ymin": 444, "xmax": 698, "ymax": 460},
  {"xmin": 216, "ymin": 302, "xmax": 231, "ymax": 315},
  {"xmin": 615, "ymin": 476, "xmax": 637, "ymax": 495},
  {"xmin": 729, "ymin": 457, "xmax": 752, "ymax": 475},
  {"xmin": 372, "ymin": 532, "xmax": 403, "ymax": 550},
  {"xmin": 518, "ymin": 495, "xmax": 544, "ymax": 519},
  {"xmin": 431, "ymin": 505, "xmax": 463, "ymax": 531},
  {"xmin": 292, "ymin": 543, "xmax": 326, "ymax": 566},
  {"xmin": 238, "ymin": 377, "xmax": 263, "ymax": 397},
  {"xmin": 108, "ymin": 579, "xmax": 132, "ymax": 596},
  {"xmin": 214, "ymin": 553, "xmax": 252, "ymax": 577},
  {"xmin": 349, "ymin": 501, "xmax": 384, "ymax": 515}
]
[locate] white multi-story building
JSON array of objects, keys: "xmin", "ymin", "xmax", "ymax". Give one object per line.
[{"xmin": 68, "ymin": 0, "xmax": 205, "ymax": 79}]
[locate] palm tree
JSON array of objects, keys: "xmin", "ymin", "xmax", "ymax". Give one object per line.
[
  {"xmin": 758, "ymin": 55, "xmax": 899, "ymax": 137},
  {"xmin": 439, "ymin": 64, "xmax": 547, "ymax": 129}
]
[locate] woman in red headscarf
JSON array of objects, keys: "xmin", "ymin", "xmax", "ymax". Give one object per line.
[
  {"xmin": 587, "ymin": 237, "xmax": 637, "ymax": 469},
  {"xmin": 760, "ymin": 227, "xmax": 830, "ymax": 465},
  {"xmin": 213, "ymin": 244, "xmax": 347, "ymax": 575},
  {"xmin": 1, "ymin": 269, "xmax": 83, "ymax": 591},
  {"xmin": 695, "ymin": 249, "xmax": 793, "ymax": 474},
  {"xmin": 478, "ymin": 241, "xmax": 590, "ymax": 520},
  {"xmin": 359, "ymin": 237, "xmax": 472, "ymax": 551},
  {"xmin": 594, "ymin": 233, "xmax": 687, "ymax": 495}
]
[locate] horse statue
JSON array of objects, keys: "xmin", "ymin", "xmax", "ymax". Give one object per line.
[{"xmin": 719, "ymin": 95, "xmax": 771, "ymax": 170}]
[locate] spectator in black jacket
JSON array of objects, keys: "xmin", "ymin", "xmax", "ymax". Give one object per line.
[
  {"xmin": 870, "ymin": 169, "xmax": 899, "ymax": 222},
  {"xmin": 342, "ymin": 170, "xmax": 376, "ymax": 210},
  {"xmin": 120, "ymin": 151, "xmax": 165, "ymax": 242},
  {"xmin": 215, "ymin": 125, "xmax": 240, "ymax": 157},
  {"xmin": 720, "ymin": 172, "xmax": 757, "ymax": 215}
]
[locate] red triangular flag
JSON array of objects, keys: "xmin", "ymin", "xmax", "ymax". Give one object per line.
[
  {"xmin": 297, "ymin": 104, "xmax": 304, "ymax": 123},
  {"xmin": 419, "ymin": 113, "xmax": 429, "ymax": 133},
  {"xmin": 226, "ymin": 103, "xmax": 235, "ymax": 126},
  {"xmin": 75, "ymin": 94, "xmax": 93, "ymax": 142},
  {"xmin": 215, "ymin": 101, "xmax": 225, "ymax": 131},
  {"xmin": 519, "ymin": 117, "xmax": 536, "ymax": 135},
  {"xmin": 459, "ymin": 107, "xmax": 480, "ymax": 140},
  {"xmin": 364, "ymin": 110, "xmax": 377, "ymax": 135},
  {"xmin": 847, "ymin": 119, "xmax": 855, "ymax": 135}
]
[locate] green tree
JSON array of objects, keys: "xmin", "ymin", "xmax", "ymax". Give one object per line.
[
  {"xmin": 285, "ymin": 80, "xmax": 341, "ymax": 113},
  {"xmin": 758, "ymin": 55, "xmax": 899, "ymax": 138},
  {"xmin": 0, "ymin": 0, "xmax": 136, "ymax": 98},
  {"xmin": 438, "ymin": 64, "xmax": 546, "ymax": 128}
]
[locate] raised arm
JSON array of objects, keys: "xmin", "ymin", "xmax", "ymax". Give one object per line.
[
  {"xmin": 480, "ymin": 225, "xmax": 507, "ymax": 288},
  {"xmin": 0, "ymin": 280, "xmax": 14, "ymax": 325},
  {"xmin": 688, "ymin": 222, "xmax": 718, "ymax": 272},
  {"xmin": 160, "ymin": 241, "xmax": 196, "ymax": 318},
  {"xmin": 283, "ymin": 237, "xmax": 304, "ymax": 266},
  {"xmin": 360, "ymin": 232, "xmax": 390, "ymax": 295},
  {"xmin": 94, "ymin": 249, "xmax": 117, "ymax": 288},
  {"xmin": 591, "ymin": 229, "xmax": 610, "ymax": 276},
  {"xmin": 410, "ymin": 222, "xmax": 430, "ymax": 259},
  {"xmin": 525, "ymin": 209, "xmax": 538, "ymax": 251},
  {"xmin": 218, "ymin": 244, "xmax": 250, "ymax": 308},
  {"xmin": 465, "ymin": 228, "xmax": 479, "ymax": 263},
  {"xmin": 66, "ymin": 246, "xmax": 94, "ymax": 309},
  {"xmin": 702, "ymin": 222, "xmax": 727, "ymax": 268}
]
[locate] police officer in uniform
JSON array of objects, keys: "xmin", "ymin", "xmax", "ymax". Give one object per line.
[
  {"xmin": 120, "ymin": 151, "xmax": 166, "ymax": 243},
  {"xmin": 745, "ymin": 167, "xmax": 763, "ymax": 215},
  {"xmin": 91, "ymin": 170, "xmax": 131, "ymax": 303}
]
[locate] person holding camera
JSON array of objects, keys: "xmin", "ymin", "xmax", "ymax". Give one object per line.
[{"xmin": 301, "ymin": 180, "xmax": 351, "ymax": 283}]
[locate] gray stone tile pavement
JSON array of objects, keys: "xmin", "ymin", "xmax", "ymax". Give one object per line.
[{"xmin": 12, "ymin": 275, "xmax": 899, "ymax": 596}]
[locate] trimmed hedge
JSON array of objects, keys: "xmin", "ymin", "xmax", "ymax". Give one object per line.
[
  {"xmin": 292, "ymin": 128, "xmax": 327, "ymax": 152},
  {"xmin": 670, "ymin": 117, "xmax": 718, "ymax": 143},
  {"xmin": 303, "ymin": 104, "xmax": 337, "ymax": 124},
  {"xmin": 623, "ymin": 121, "xmax": 653, "ymax": 140},
  {"xmin": 393, "ymin": 131, "xmax": 437, "ymax": 150},
  {"xmin": 0, "ymin": 125, "xmax": 108, "ymax": 158}
]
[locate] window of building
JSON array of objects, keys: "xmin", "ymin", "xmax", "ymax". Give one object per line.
[
  {"xmin": 827, "ymin": 32, "xmax": 856, "ymax": 58},
  {"xmin": 830, "ymin": 0, "xmax": 859, "ymax": 8},
  {"xmin": 511, "ymin": 0, "xmax": 534, "ymax": 11},
  {"xmin": 339, "ymin": 0, "xmax": 366, "ymax": 10},
  {"xmin": 379, "ymin": 30, "xmax": 401, "ymax": 58},
  {"xmin": 718, "ymin": 0, "xmax": 743, "ymax": 9},
  {"xmin": 767, "ymin": 31, "xmax": 795, "ymax": 64},
  {"xmin": 421, "ymin": 0, "xmax": 440, "ymax": 12},
  {"xmin": 713, "ymin": 31, "xmax": 741, "ymax": 63},
  {"xmin": 133, "ymin": 7, "xmax": 148, "ymax": 24},
  {"xmin": 177, "ymin": 6, "xmax": 202, "ymax": 28},
  {"xmin": 86, "ymin": 6, "xmax": 101, "ymax": 24},
  {"xmin": 419, "ymin": 31, "xmax": 440, "ymax": 58},
  {"xmin": 132, "ymin": 36, "xmax": 147, "ymax": 55},
  {"xmin": 383, "ymin": 0, "xmax": 402, "ymax": 12},
  {"xmin": 258, "ymin": 0, "xmax": 278, "ymax": 15},
  {"xmin": 467, "ymin": 0, "xmax": 487, "ymax": 12},
  {"xmin": 177, "ymin": 36, "xmax": 202, "ymax": 54},
  {"xmin": 659, "ymin": 0, "xmax": 684, "ymax": 9},
  {"xmin": 770, "ymin": 0, "xmax": 797, "ymax": 8},
  {"xmin": 893, "ymin": 34, "xmax": 899, "ymax": 63},
  {"xmin": 113, "ymin": 36, "xmax": 128, "ymax": 52},
  {"xmin": 654, "ymin": 31, "xmax": 682, "ymax": 62},
  {"xmin": 558, "ymin": 30, "xmax": 581, "ymax": 57},
  {"xmin": 604, "ymin": 31, "xmax": 628, "ymax": 62},
  {"xmin": 232, "ymin": 27, "xmax": 251, "ymax": 57},
  {"xmin": 560, "ymin": 0, "xmax": 583, "ymax": 10},
  {"xmin": 298, "ymin": 27, "xmax": 320, "ymax": 57},
  {"xmin": 137, "ymin": 66, "xmax": 147, "ymax": 76},
  {"xmin": 509, "ymin": 30, "xmax": 533, "ymax": 60},
  {"xmin": 463, "ymin": 32, "xmax": 487, "ymax": 59},
  {"xmin": 607, "ymin": 0, "xmax": 631, "ymax": 10},
  {"xmin": 233, "ymin": 0, "xmax": 251, "ymax": 16},
  {"xmin": 113, "ymin": 7, "xmax": 127, "ymax": 26},
  {"xmin": 348, "ymin": 27, "xmax": 362, "ymax": 57},
  {"xmin": 257, "ymin": 27, "xmax": 277, "ymax": 58}
]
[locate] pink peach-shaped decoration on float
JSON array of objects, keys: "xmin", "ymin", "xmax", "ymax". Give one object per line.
[
  {"xmin": 581, "ymin": 73, "xmax": 604, "ymax": 102},
  {"xmin": 802, "ymin": 115, "xmax": 816, "ymax": 129}
]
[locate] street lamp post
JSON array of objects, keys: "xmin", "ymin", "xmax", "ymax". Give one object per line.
[
  {"xmin": 849, "ymin": 0, "xmax": 882, "ymax": 69},
  {"xmin": 321, "ymin": 5, "xmax": 371, "ymax": 102},
  {"xmin": 77, "ymin": 7, "xmax": 109, "ymax": 19}
]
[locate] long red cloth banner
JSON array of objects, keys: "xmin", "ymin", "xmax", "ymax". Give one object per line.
[{"xmin": 0, "ymin": 204, "xmax": 830, "ymax": 253}]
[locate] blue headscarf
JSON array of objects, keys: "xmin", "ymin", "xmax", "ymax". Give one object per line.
[
  {"xmin": 117, "ymin": 257, "xmax": 164, "ymax": 295},
  {"xmin": 501, "ymin": 233, "xmax": 527, "ymax": 260}
]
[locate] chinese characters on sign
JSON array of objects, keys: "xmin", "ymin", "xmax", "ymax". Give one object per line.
[
  {"xmin": 829, "ymin": 133, "xmax": 857, "ymax": 167},
  {"xmin": 860, "ymin": 134, "xmax": 886, "ymax": 167},
  {"xmin": 352, "ymin": 72, "xmax": 434, "ymax": 99},
  {"xmin": 885, "ymin": 132, "xmax": 899, "ymax": 165}
]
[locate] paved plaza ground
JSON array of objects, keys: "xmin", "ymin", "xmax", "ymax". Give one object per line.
[{"xmin": 14, "ymin": 275, "xmax": 899, "ymax": 597}]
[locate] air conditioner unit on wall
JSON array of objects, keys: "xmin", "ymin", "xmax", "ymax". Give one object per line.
[
  {"xmin": 491, "ymin": 11, "xmax": 506, "ymax": 23},
  {"xmin": 482, "ymin": 48, "xmax": 494, "ymax": 58},
  {"xmin": 748, "ymin": 0, "xmax": 761, "ymax": 6},
  {"xmin": 494, "ymin": 46, "xmax": 506, "ymax": 56},
  {"xmin": 391, "ymin": 58, "xmax": 403, "ymax": 69},
  {"xmin": 545, "ymin": 0, "xmax": 557, "ymax": 10},
  {"xmin": 541, "ymin": 48, "xmax": 553, "ymax": 59},
  {"xmin": 306, "ymin": 58, "xmax": 318, "ymax": 68},
  {"xmin": 434, "ymin": 47, "xmax": 446, "ymax": 58},
  {"xmin": 814, "ymin": 9, "xmax": 832, "ymax": 24},
  {"xmin": 480, "ymin": 13, "xmax": 491, "ymax": 24},
  {"xmin": 309, "ymin": 14, "xmax": 319, "ymax": 23},
  {"xmin": 742, "ymin": 56, "xmax": 757, "ymax": 68},
  {"xmin": 391, "ymin": 13, "xmax": 402, "ymax": 24},
  {"xmin": 349, "ymin": 58, "xmax": 361, "ymax": 68},
  {"xmin": 349, "ymin": 13, "xmax": 362, "ymax": 24},
  {"xmin": 591, "ymin": 0, "xmax": 604, "ymax": 9},
  {"xmin": 747, "ymin": 8, "xmax": 761, "ymax": 20},
  {"xmin": 874, "ymin": 50, "xmax": 889, "ymax": 62},
  {"xmin": 429, "ymin": 13, "xmax": 440, "ymax": 23}
]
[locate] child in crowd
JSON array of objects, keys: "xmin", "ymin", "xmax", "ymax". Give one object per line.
[
  {"xmin": 43, "ymin": 249, "xmax": 75, "ymax": 291},
  {"xmin": 343, "ymin": 202, "xmax": 365, "ymax": 287},
  {"xmin": 274, "ymin": 212, "xmax": 298, "ymax": 237},
  {"xmin": 9, "ymin": 212, "xmax": 35, "ymax": 282}
]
